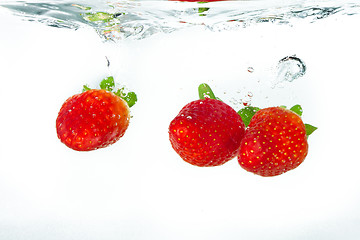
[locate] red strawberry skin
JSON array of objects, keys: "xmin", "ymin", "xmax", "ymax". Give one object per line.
[
  {"xmin": 56, "ymin": 89, "xmax": 130, "ymax": 151},
  {"xmin": 238, "ymin": 107, "xmax": 308, "ymax": 177},
  {"xmin": 169, "ymin": 98, "xmax": 246, "ymax": 167}
]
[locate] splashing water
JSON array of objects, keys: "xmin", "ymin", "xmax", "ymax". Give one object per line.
[
  {"xmin": 272, "ymin": 55, "xmax": 306, "ymax": 88},
  {"xmin": 1, "ymin": 0, "xmax": 360, "ymax": 41}
]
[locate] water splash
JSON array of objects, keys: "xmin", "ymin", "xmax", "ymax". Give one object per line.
[
  {"xmin": 273, "ymin": 55, "xmax": 306, "ymax": 88},
  {"xmin": 1, "ymin": 0, "xmax": 360, "ymax": 41},
  {"xmin": 247, "ymin": 67, "xmax": 254, "ymax": 73}
]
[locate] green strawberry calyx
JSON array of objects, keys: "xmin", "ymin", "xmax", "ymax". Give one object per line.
[
  {"xmin": 198, "ymin": 83, "xmax": 223, "ymax": 101},
  {"xmin": 237, "ymin": 106, "xmax": 260, "ymax": 128},
  {"xmin": 83, "ymin": 76, "xmax": 137, "ymax": 107},
  {"xmin": 198, "ymin": 83, "xmax": 216, "ymax": 100}
]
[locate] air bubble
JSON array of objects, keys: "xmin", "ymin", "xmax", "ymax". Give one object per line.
[
  {"xmin": 273, "ymin": 55, "xmax": 306, "ymax": 88},
  {"xmin": 247, "ymin": 67, "xmax": 254, "ymax": 73}
]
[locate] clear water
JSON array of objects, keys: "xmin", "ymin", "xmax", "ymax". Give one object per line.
[
  {"xmin": 1, "ymin": 0, "xmax": 360, "ymax": 239},
  {"xmin": 2, "ymin": 0, "xmax": 360, "ymax": 40}
]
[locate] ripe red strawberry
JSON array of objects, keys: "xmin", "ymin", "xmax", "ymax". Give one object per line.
[
  {"xmin": 56, "ymin": 89, "xmax": 130, "ymax": 151},
  {"xmin": 238, "ymin": 107, "xmax": 310, "ymax": 176},
  {"xmin": 56, "ymin": 77, "xmax": 136, "ymax": 151},
  {"xmin": 169, "ymin": 97, "xmax": 246, "ymax": 167}
]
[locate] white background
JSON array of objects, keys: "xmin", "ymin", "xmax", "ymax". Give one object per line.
[{"xmin": 1, "ymin": 4, "xmax": 360, "ymax": 240}]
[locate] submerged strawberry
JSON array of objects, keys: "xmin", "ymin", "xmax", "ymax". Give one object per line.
[
  {"xmin": 56, "ymin": 77, "xmax": 137, "ymax": 151},
  {"xmin": 169, "ymin": 84, "xmax": 246, "ymax": 166},
  {"xmin": 238, "ymin": 106, "xmax": 316, "ymax": 177}
]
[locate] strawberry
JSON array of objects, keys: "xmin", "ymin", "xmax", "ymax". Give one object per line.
[
  {"xmin": 169, "ymin": 84, "xmax": 246, "ymax": 167},
  {"xmin": 238, "ymin": 106, "xmax": 316, "ymax": 177},
  {"xmin": 56, "ymin": 77, "xmax": 137, "ymax": 151}
]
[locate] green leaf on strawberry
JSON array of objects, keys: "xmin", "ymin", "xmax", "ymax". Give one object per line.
[
  {"xmin": 237, "ymin": 106, "xmax": 260, "ymax": 127},
  {"xmin": 83, "ymin": 76, "xmax": 137, "ymax": 108},
  {"xmin": 99, "ymin": 76, "xmax": 115, "ymax": 91},
  {"xmin": 305, "ymin": 123, "xmax": 317, "ymax": 137},
  {"xmin": 82, "ymin": 85, "xmax": 91, "ymax": 92},
  {"xmin": 114, "ymin": 88, "xmax": 137, "ymax": 108},
  {"xmin": 290, "ymin": 104, "xmax": 303, "ymax": 116},
  {"xmin": 198, "ymin": 83, "xmax": 216, "ymax": 100},
  {"xmin": 198, "ymin": 83, "xmax": 223, "ymax": 102}
]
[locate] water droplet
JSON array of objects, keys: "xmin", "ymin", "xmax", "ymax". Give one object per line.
[
  {"xmin": 247, "ymin": 67, "xmax": 254, "ymax": 73},
  {"xmin": 273, "ymin": 55, "xmax": 306, "ymax": 87}
]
